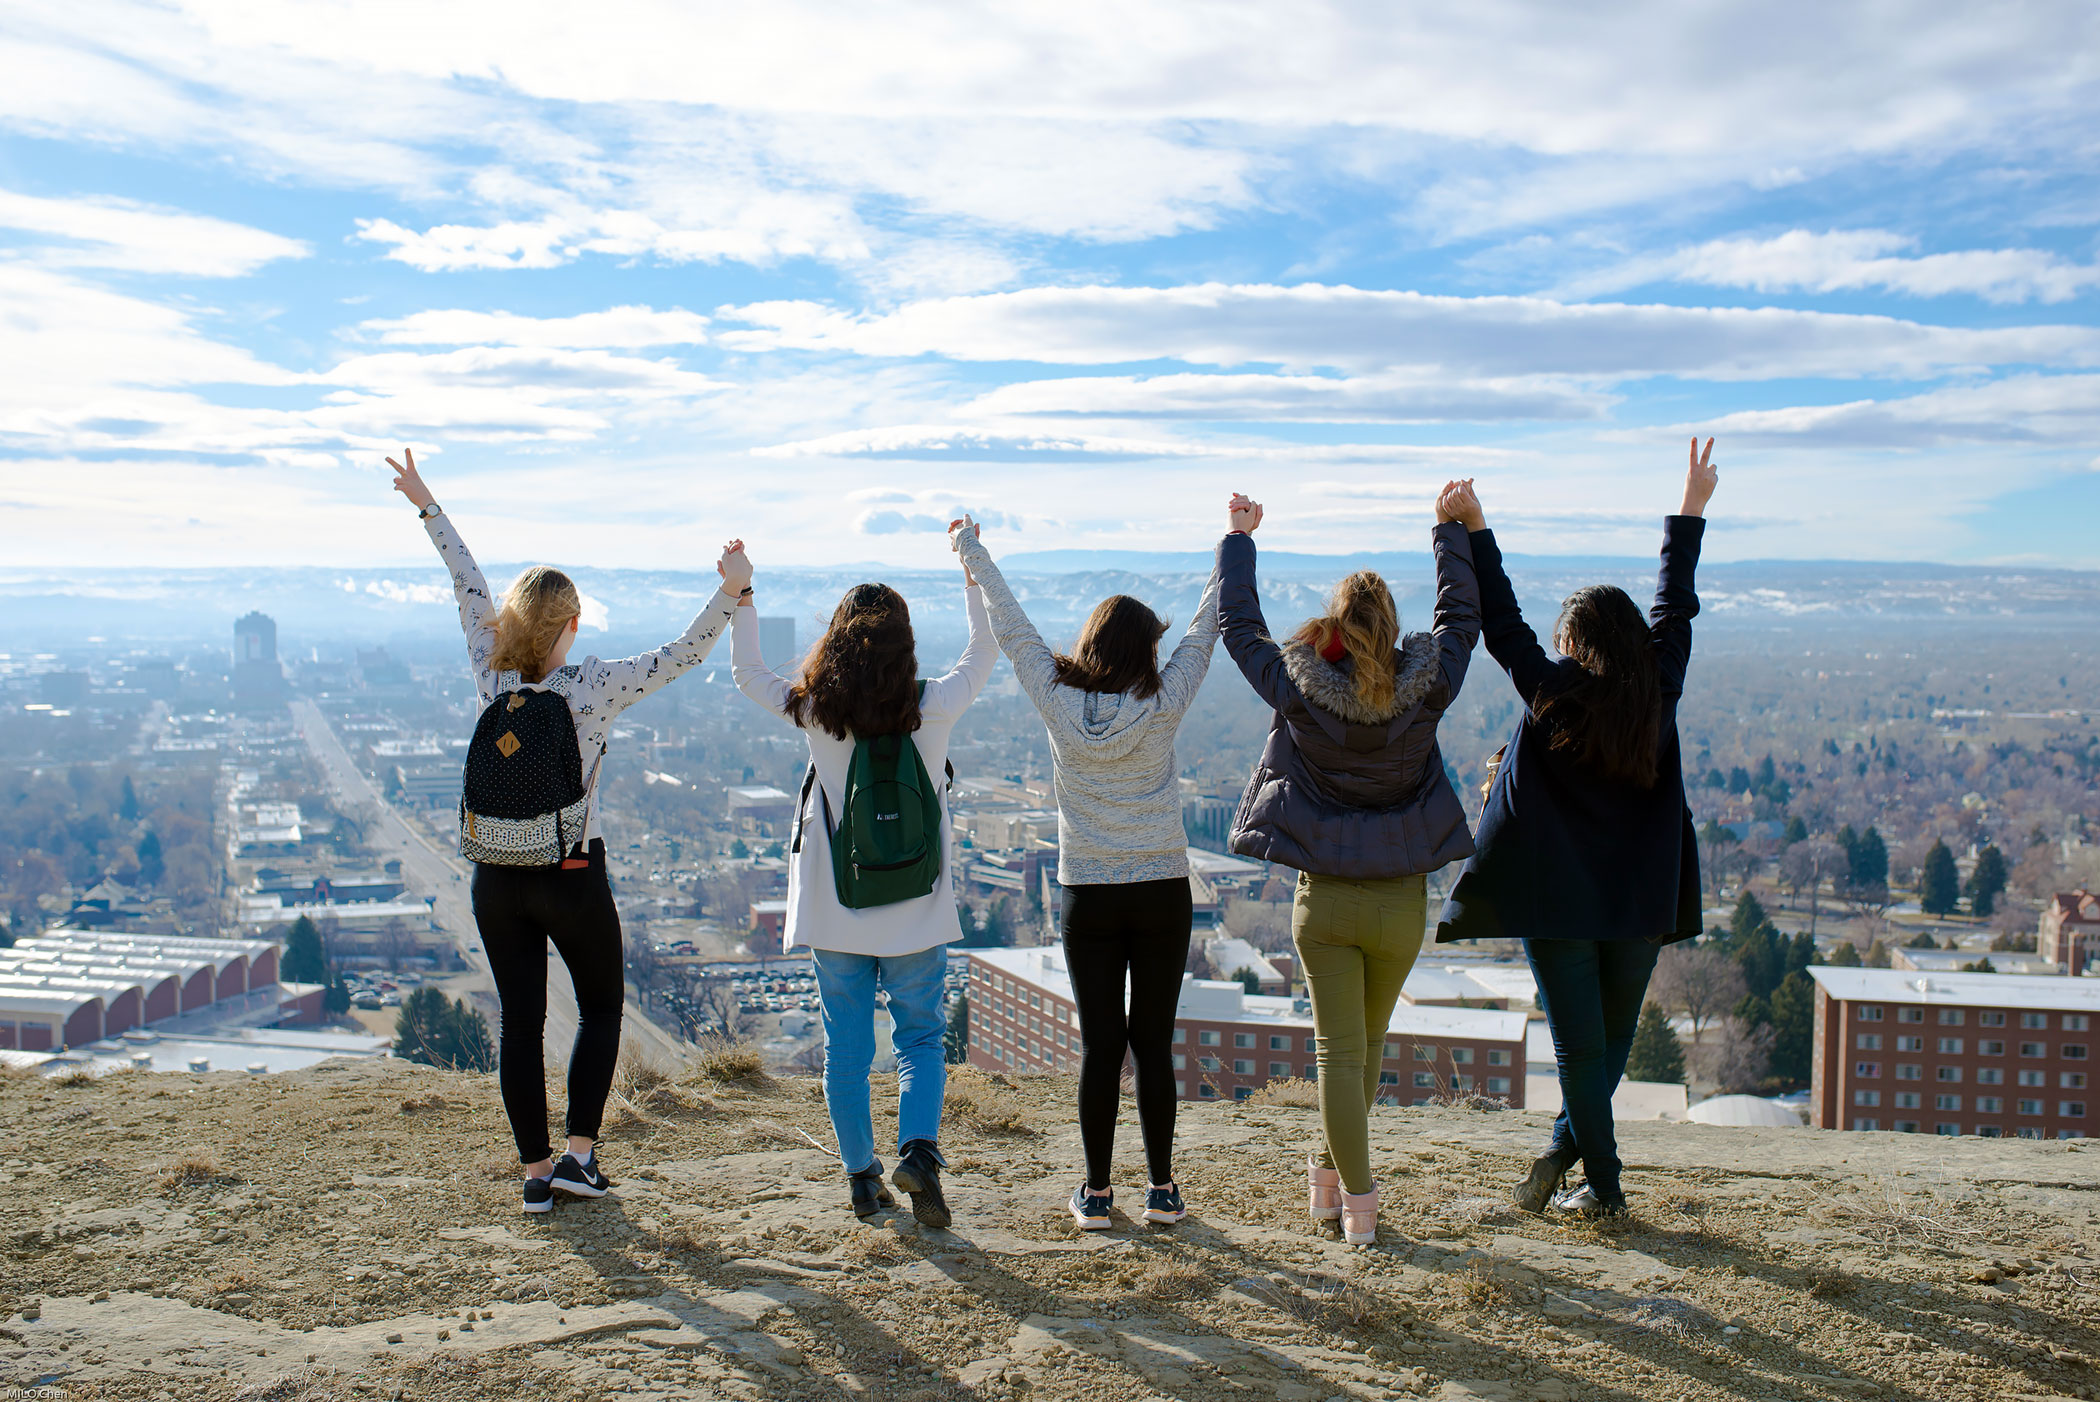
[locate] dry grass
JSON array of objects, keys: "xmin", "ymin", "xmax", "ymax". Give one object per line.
[
  {"xmin": 1450, "ymin": 1259, "xmax": 1515, "ymax": 1310},
  {"xmin": 52, "ymin": 1065, "xmax": 98, "ymax": 1087},
  {"xmin": 398, "ymin": 1093, "xmax": 451, "ymax": 1115},
  {"xmin": 1246, "ymin": 1077, "xmax": 1320, "ymax": 1108},
  {"xmin": 1134, "ymin": 1261, "xmax": 1216, "ymax": 1301},
  {"xmin": 691, "ymin": 1038, "xmax": 770, "ymax": 1087},
  {"xmin": 156, "ymin": 1149, "xmax": 227, "ymax": 1191},
  {"xmin": 1246, "ymin": 1270, "xmax": 1399, "ymax": 1332},
  {"xmin": 942, "ymin": 1064, "xmax": 1037, "ymax": 1136},
  {"xmin": 1806, "ymin": 1269, "xmax": 1858, "ymax": 1299},
  {"xmin": 1816, "ymin": 1176, "xmax": 1990, "ymax": 1249},
  {"xmin": 233, "ymin": 1368, "xmax": 350, "ymax": 1402}
]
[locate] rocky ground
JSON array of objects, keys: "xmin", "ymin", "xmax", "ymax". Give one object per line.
[{"xmin": 13, "ymin": 1052, "xmax": 2100, "ymax": 1402}]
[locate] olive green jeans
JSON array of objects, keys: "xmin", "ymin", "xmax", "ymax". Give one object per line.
[{"xmin": 1291, "ymin": 869, "xmax": 1429, "ymax": 1195}]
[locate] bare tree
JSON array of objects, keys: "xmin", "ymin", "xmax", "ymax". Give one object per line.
[
  {"xmin": 1709, "ymin": 1017, "xmax": 1776, "ymax": 1094},
  {"xmin": 377, "ymin": 916, "xmax": 414, "ymax": 972},
  {"xmin": 1221, "ymin": 896, "xmax": 1292, "ymax": 953},
  {"xmin": 689, "ymin": 978, "xmax": 748, "ymax": 1040},
  {"xmin": 1648, "ymin": 942, "xmax": 1747, "ymax": 1045},
  {"xmin": 1780, "ymin": 838, "xmax": 1848, "ymax": 935}
]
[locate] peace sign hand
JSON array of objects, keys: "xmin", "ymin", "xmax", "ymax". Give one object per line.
[
  {"xmin": 385, "ymin": 447, "xmax": 435, "ymax": 510},
  {"xmin": 1681, "ymin": 437, "xmax": 1719, "ymax": 518}
]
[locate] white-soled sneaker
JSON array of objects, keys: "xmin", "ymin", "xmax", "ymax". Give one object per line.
[
  {"xmin": 549, "ymin": 1150, "xmax": 612, "ymax": 1200},
  {"xmin": 1069, "ymin": 1183, "xmax": 1113, "ymax": 1230}
]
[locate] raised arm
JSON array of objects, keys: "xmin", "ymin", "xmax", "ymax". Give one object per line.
[
  {"xmin": 729, "ymin": 545, "xmax": 793, "ymax": 720},
  {"xmin": 1423, "ymin": 480, "xmax": 1484, "ymax": 709},
  {"xmin": 571, "ymin": 541, "xmax": 744, "ymax": 721},
  {"xmin": 389, "ymin": 447, "xmax": 497, "ymax": 701},
  {"xmin": 921, "ymin": 557, "xmax": 996, "ymax": 720},
  {"xmin": 1156, "ymin": 567, "xmax": 1222, "ymax": 713},
  {"xmin": 951, "ymin": 517, "xmax": 1061, "ymax": 709},
  {"xmin": 1215, "ymin": 493, "xmax": 1303, "ymax": 714},
  {"xmin": 1453, "ymin": 481, "xmax": 1560, "ymax": 708},
  {"xmin": 1652, "ymin": 438, "xmax": 1716, "ymax": 698}
]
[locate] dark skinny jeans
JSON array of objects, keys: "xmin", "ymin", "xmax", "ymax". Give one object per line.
[
  {"xmin": 1524, "ymin": 937, "xmax": 1662, "ymax": 1198},
  {"xmin": 1060, "ymin": 877, "xmax": 1193, "ymax": 1191},
  {"xmin": 472, "ymin": 841, "xmax": 625, "ymax": 1164}
]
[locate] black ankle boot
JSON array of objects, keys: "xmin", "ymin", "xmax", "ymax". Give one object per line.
[
  {"xmin": 849, "ymin": 1160, "xmax": 895, "ymax": 1219},
  {"xmin": 1512, "ymin": 1150, "xmax": 1574, "ymax": 1215},
  {"xmin": 891, "ymin": 1138, "xmax": 951, "ymax": 1229}
]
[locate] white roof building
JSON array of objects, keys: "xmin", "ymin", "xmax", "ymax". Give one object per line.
[{"xmin": 1807, "ymin": 967, "xmax": 2100, "ymax": 1012}]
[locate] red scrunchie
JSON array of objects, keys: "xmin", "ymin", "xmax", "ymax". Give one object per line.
[{"xmin": 1319, "ymin": 631, "xmax": 1346, "ymax": 663}]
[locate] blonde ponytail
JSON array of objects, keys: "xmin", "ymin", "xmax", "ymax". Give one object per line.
[
  {"xmin": 1292, "ymin": 570, "xmax": 1400, "ymax": 712},
  {"xmin": 490, "ymin": 566, "xmax": 581, "ymax": 683}
]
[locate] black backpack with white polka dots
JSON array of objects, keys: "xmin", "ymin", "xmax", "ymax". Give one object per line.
[{"xmin": 459, "ymin": 681, "xmax": 589, "ymax": 866}]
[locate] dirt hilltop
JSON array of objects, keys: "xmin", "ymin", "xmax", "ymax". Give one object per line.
[{"xmin": 15, "ymin": 1054, "xmax": 2100, "ymax": 1402}]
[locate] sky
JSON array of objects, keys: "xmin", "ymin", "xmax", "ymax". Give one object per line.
[{"xmin": 1, "ymin": 2, "xmax": 2097, "ymax": 572}]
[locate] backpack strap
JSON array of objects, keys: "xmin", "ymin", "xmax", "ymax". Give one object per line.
[
  {"xmin": 790, "ymin": 762, "xmax": 818, "ymax": 855},
  {"xmin": 915, "ymin": 679, "xmax": 955, "ymax": 791}
]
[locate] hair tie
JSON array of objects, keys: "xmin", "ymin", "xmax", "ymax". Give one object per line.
[{"xmin": 1319, "ymin": 631, "xmax": 1347, "ymax": 663}]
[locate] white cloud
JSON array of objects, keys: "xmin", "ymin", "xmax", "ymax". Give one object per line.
[
  {"xmin": 966, "ymin": 370, "xmax": 1609, "ymax": 422},
  {"xmin": 1664, "ymin": 374, "xmax": 2100, "ymax": 449},
  {"xmin": 360, "ymin": 306, "xmax": 712, "ymax": 348},
  {"xmin": 1561, "ymin": 230, "xmax": 2100, "ymax": 304},
  {"xmin": 715, "ymin": 283, "xmax": 2100, "ymax": 381},
  {"xmin": 754, "ymin": 425, "xmax": 1213, "ymax": 462},
  {"xmin": 0, "ymin": 187, "xmax": 308, "ymax": 276}
]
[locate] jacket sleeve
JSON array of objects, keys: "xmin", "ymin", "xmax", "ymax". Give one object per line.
[
  {"xmin": 422, "ymin": 511, "xmax": 499, "ymax": 706},
  {"xmin": 1470, "ymin": 527, "xmax": 1560, "ymax": 708},
  {"xmin": 570, "ymin": 588, "xmax": 740, "ymax": 722},
  {"xmin": 731, "ymin": 604, "xmax": 794, "ymax": 721},
  {"xmin": 1424, "ymin": 520, "xmax": 1481, "ymax": 710},
  {"xmin": 1215, "ymin": 532, "xmax": 1302, "ymax": 714},
  {"xmin": 1649, "ymin": 515, "xmax": 1706, "ymax": 700},
  {"xmin": 921, "ymin": 583, "xmax": 997, "ymax": 720},
  {"xmin": 955, "ymin": 532, "xmax": 1061, "ymax": 711},
  {"xmin": 1156, "ymin": 566, "xmax": 1223, "ymax": 714}
]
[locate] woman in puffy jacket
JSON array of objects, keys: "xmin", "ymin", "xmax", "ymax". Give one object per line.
[{"xmin": 1216, "ymin": 483, "xmax": 1481, "ymax": 1245}]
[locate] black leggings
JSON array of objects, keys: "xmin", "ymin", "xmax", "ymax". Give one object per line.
[
  {"xmin": 472, "ymin": 842, "xmax": 625, "ymax": 1164},
  {"xmin": 1060, "ymin": 877, "xmax": 1193, "ymax": 1189}
]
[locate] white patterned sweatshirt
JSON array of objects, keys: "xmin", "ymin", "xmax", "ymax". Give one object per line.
[
  {"xmin": 956, "ymin": 532, "xmax": 1222, "ymax": 885},
  {"xmin": 425, "ymin": 511, "xmax": 737, "ymax": 845}
]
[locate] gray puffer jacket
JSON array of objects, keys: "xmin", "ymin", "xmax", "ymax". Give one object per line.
[{"xmin": 1217, "ymin": 523, "xmax": 1481, "ymax": 879}]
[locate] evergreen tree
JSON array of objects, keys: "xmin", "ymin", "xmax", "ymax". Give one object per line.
[
  {"xmin": 1781, "ymin": 815, "xmax": 1808, "ymax": 847},
  {"xmin": 1754, "ymin": 754, "xmax": 1777, "ymax": 790},
  {"xmin": 1785, "ymin": 930, "xmax": 1819, "ymax": 978},
  {"xmin": 1768, "ymin": 970, "xmax": 1815, "ymax": 1085},
  {"xmin": 1231, "ymin": 966, "xmax": 1262, "ymax": 995},
  {"xmin": 944, "ymin": 992, "xmax": 970, "ymax": 1064},
  {"xmin": 1836, "ymin": 824, "xmax": 1859, "ymax": 870},
  {"xmin": 1733, "ymin": 992, "xmax": 1774, "ymax": 1029},
  {"xmin": 1966, "ymin": 844, "xmax": 2009, "ymax": 918},
  {"xmin": 119, "ymin": 775, "xmax": 140, "ymax": 823},
  {"xmin": 1625, "ymin": 1002, "xmax": 1686, "ymax": 1085},
  {"xmin": 1851, "ymin": 827, "xmax": 1889, "ymax": 889},
  {"xmin": 1729, "ymin": 891, "xmax": 1769, "ymax": 945},
  {"xmin": 447, "ymin": 1000, "xmax": 496, "ymax": 1071},
  {"xmin": 1826, "ymin": 941, "xmax": 1863, "ymax": 967},
  {"xmin": 392, "ymin": 988, "xmax": 456, "ymax": 1066},
  {"xmin": 282, "ymin": 915, "xmax": 327, "ymax": 984},
  {"xmin": 1864, "ymin": 939, "xmax": 1892, "ymax": 968},
  {"xmin": 323, "ymin": 976, "xmax": 352, "ymax": 1014},
  {"xmin": 1960, "ymin": 958, "xmax": 1999, "ymax": 974},
  {"xmin": 1919, "ymin": 840, "xmax": 1960, "ymax": 916},
  {"xmin": 1728, "ymin": 765, "xmax": 1752, "ymax": 794},
  {"xmin": 1905, "ymin": 931, "xmax": 1938, "ymax": 949},
  {"xmin": 135, "ymin": 830, "xmax": 164, "ymax": 886},
  {"xmin": 728, "ymin": 837, "xmax": 749, "ymax": 860}
]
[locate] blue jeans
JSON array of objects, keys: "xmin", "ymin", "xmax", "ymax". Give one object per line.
[
  {"xmin": 1525, "ymin": 938, "xmax": 1661, "ymax": 1197},
  {"xmin": 811, "ymin": 944, "xmax": 950, "ymax": 1176}
]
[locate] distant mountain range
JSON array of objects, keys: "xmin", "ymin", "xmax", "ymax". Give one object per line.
[{"xmin": 6, "ymin": 552, "xmax": 2098, "ymax": 653}]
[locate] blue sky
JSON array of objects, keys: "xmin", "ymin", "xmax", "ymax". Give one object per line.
[{"xmin": 1, "ymin": 2, "xmax": 2096, "ymax": 570}]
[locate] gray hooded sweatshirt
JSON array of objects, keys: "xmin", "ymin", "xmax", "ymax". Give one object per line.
[{"xmin": 957, "ymin": 532, "xmax": 1222, "ymax": 886}]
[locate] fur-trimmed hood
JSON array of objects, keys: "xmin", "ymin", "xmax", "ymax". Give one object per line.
[{"xmin": 1279, "ymin": 631, "xmax": 1441, "ymax": 726}]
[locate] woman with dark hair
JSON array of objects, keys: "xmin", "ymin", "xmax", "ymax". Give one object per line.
[
  {"xmin": 730, "ymin": 541, "xmax": 994, "ymax": 1227},
  {"xmin": 1218, "ymin": 484, "xmax": 1482, "ymax": 1246},
  {"xmin": 385, "ymin": 448, "xmax": 744, "ymax": 1214},
  {"xmin": 951, "ymin": 514, "xmax": 1220, "ymax": 1230},
  {"xmin": 1436, "ymin": 439, "xmax": 1720, "ymax": 1218}
]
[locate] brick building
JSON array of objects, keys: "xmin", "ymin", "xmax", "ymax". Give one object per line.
[
  {"xmin": 2040, "ymin": 889, "xmax": 2100, "ymax": 975},
  {"xmin": 1809, "ymin": 967, "xmax": 2100, "ymax": 1139},
  {"xmin": 962, "ymin": 946, "xmax": 1527, "ymax": 1106}
]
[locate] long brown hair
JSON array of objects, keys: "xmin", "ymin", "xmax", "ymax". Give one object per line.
[
  {"xmin": 785, "ymin": 583, "xmax": 921, "ymax": 740},
  {"xmin": 1537, "ymin": 584, "xmax": 1661, "ymax": 786},
  {"xmin": 1291, "ymin": 570, "xmax": 1399, "ymax": 713},
  {"xmin": 1053, "ymin": 595, "xmax": 1168, "ymax": 699},
  {"xmin": 490, "ymin": 565, "xmax": 580, "ymax": 684}
]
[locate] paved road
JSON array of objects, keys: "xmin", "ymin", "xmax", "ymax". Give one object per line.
[{"xmin": 291, "ymin": 697, "xmax": 692, "ymax": 1071}]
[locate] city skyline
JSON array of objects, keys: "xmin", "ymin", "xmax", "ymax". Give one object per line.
[{"xmin": 2, "ymin": 5, "xmax": 2098, "ymax": 572}]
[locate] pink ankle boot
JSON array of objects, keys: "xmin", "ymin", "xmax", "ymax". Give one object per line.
[
  {"xmin": 1306, "ymin": 1155, "xmax": 1342, "ymax": 1221},
  {"xmin": 1341, "ymin": 1184, "xmax": 1379, "ymax": 1245}
]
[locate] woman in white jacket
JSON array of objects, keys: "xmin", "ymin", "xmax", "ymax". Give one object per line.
[
  {"xmin": 950, "ymin": 515, "xmax": 1220, "ymax": 1230},
  {"xmin": 727, "ymin": 541, "xmax": 994, "ymax": 1226}
]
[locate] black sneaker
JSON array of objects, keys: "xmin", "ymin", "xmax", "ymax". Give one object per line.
[
  {"xmin": 890, "ymin": 1139, "xmax": 951, "ymax": 1229},
  {"xmin": 549, "ymin": 1150, "xmax": 612, "ymax": 1200},
  {"xmin": 850, "ymin": 1161, "xmax": 897, "ymax": 1219},
  {"xmin": 1512, "ymin": 1154, "xmax": 1569, "ymax": 1215},
  {"xmin": 522, "ymin": 1175, "xmax": 554, "ymax": 1214},
  {"xmin": 1552, "ymin": 1179, "xmax": 1626, "ymax": 1218},
  {"xmin": 1141, "ymin": 1183, "xmax": 1187, "ymax": 1225},
  {"xmin": 1069, "ymin": 1183, "xmax": 1113, "ymax": 1230}
]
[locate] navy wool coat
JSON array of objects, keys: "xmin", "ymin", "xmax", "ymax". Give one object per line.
[
  {"xmin": 1435, "ymin": 516, "xmax": 1706, "ymax": 945},
  {"xmin": 1219, "ymin": 522, "xmax": 1482, "ymax": 880}
]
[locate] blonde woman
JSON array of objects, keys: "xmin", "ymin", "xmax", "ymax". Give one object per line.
[
  {"xmin": 1216, "ymin": 485, "xmax": 1481, "ymax": 1244},
  {"xmin": 388, "ymin": 448, "xmax": 746, "ymax": 1214}
]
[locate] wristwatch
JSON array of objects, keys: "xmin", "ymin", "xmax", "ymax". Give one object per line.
[{"xmin": 417, "ymin": 502, "xmax": 443, "ymax": 520}]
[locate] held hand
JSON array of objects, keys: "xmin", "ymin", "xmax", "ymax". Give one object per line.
[
  {"xmin": 1228, "ymin": 492, "xmax": 1263, "ymax": 534},
  {"xmin": 1681, "ymin": 437, "xmax": 1719, "ymax": 517},
  {"xmin": 948, "ymin": 514, "xmax": 980, "ymax": 585},
  {"xmin": 1441, "ymin": 478, "xmax": 1485, "ymax": 532},
  {"xmin": 717, "ymin": 539, "xmax": 753, "ymax": 595},
  {"xmin": 386, "ymin": 447, "xmax": 435, "ymax": 511}
]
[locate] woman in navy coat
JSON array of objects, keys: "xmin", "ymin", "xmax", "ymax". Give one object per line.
[{"xmin": 1436, "ymin": 440, "xmax": 1719, "ymax": 1216}]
